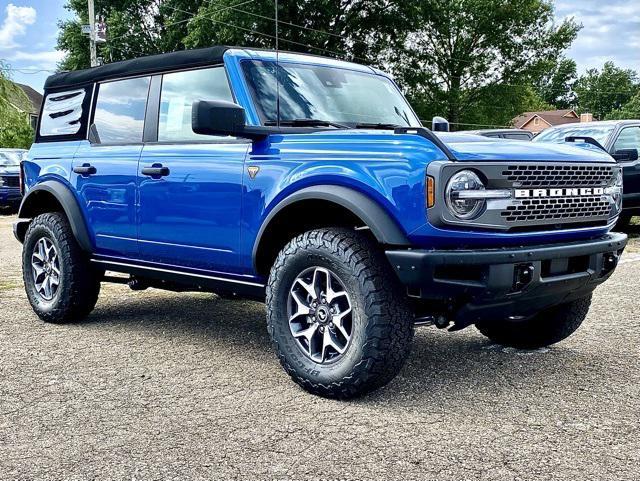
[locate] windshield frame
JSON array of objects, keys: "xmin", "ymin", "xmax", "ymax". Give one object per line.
[{"xmin": 239, "ymin": 59, "xmax": 422, "ymax": 129}]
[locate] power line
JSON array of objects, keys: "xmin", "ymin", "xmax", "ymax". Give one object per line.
[{"xmin": 106, "ymin": 0, "xmax": 255, "ymax": 44}]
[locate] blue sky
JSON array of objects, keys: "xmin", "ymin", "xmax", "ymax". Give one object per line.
[{"xmin": 1, "ymin": 0, "xmax": 639, "ymax": 93}]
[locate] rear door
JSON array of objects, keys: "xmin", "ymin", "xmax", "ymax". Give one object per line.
[
  {"xmin": 137, "ymin": 66, "xmax": 249, "ymax": 273},
  {"xmin": 611, "ymin": 126, "xmax": 640, "ymax": 210},
  {"xmin": 72, "ymin": 76, "xmax": 150, "ymax": 257}
]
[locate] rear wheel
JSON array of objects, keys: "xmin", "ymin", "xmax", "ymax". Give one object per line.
[
  {"xmin": 476, "ymin": 295, "xmax": 591, "ymax": 349},
  {"xmin": 22, "ymin": 212, "xmax": 101, "ymax": 323},
  {"xmin": 266, "ymin": 228, "xmax": 414, "ymax": 399}
]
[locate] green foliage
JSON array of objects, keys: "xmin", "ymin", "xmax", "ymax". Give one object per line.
[
  {"xmin": 393, "ymin": 0, "xmax": 580, "ymax": 128},
  {"xmin": 606, "ymin": 91, "xmax": 640, "ymax": 120},
  {"xmin": 533, "ymin": 57, "xmax": 577, "ymax": 109},
  {"xmin": 0, "ymin": 64, "xmax": 34, "ymax": 149},
  {"xmin": 574, "ymin": 62, "xmax": 639, "ymax": 120},
  {"xmin": 55, "ymin": 0, "xmax": 579, "ymax": 129}
]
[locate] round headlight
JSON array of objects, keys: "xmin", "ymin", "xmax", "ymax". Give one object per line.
[
  {"xmin": 445, "ymin": 170, "xmax": 486, "ymax": 219},
  {"xmin": 610, "ymin": 168, "xmax": 623, "ymax": 216}
]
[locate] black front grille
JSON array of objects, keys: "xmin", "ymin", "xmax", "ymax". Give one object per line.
[
  {"xmin": 502, "ymin": 164, "xmax": 614, "ymax": 187},
  {"xmin": 501, "ymin": 196, "xmax": 611, "ymax": 223},
  {"xmin": 1, "ymin": 176, "xmax": 20, "ymax": 188}
]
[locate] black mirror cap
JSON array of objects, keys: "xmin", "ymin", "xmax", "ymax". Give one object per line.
[
  {"xmin": 612, "ymin": 148, "xmax": 639, "ymax": 162},
  {"xmin": 192, "ymin": 99, "xmax": 246, "ymax": 137},
  {"xmin": 432, "ymin": 116, "xmax": 449, "ymax": 132}
]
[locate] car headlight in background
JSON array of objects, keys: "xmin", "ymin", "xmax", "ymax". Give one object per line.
[{"xmin": 445, "ymin": 170, "xmax": 487, "ymax": 219}]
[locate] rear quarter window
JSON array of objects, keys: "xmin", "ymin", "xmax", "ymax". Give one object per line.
[{"xmin": 38, "ymin": 87, "xmax": 92, "ymax": 141}]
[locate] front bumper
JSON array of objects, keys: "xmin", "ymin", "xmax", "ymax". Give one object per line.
[{"xmin": 386, "ymin": 232, "xmax": 627, "ymax": 323}]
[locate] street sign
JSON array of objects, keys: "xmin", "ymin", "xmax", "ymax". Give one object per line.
[
  {"xmin": 95, "ymin": 21, "xmax": 107, "ymax": 43},
  {"xmin": 81, "ymin": 24, "xmax": 91, "ymax": 35}
]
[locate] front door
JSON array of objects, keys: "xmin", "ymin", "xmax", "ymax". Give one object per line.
[
  {"xmin": 72, "ymin": 76, "xmax": 150, "ymax": 257},
  {"xmin": 137, "ymin": 66, "xmax": 249, "ymax": 273}
]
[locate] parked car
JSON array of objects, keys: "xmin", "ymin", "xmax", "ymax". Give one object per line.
[
  {"xmin": 0, "ymin": 149, "xmax": 26, "ymax": 211},
  {"xmin": 14, "ymin": 47, "xmax": 627, "ymax": 398},
  {"xmin": 534, "ymin": 120, "xmax": 640, "ymax": 228},
  {"xmin": 466, "ymin": 128, "xmax": 534, "ymax": 141}
]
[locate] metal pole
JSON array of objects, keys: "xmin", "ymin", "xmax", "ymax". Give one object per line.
[{"xmin": 88, "ymin": 0, "xmax": 98, "ymax": 67}]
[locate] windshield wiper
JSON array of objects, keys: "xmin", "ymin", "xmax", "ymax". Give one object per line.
[
  {"xmin": 265, "ymin": 119, "xmax": 349, "ymax": 129},
  {"xmin": 354, "ymin": 122, "xmax": 403, "ymax": 130}
]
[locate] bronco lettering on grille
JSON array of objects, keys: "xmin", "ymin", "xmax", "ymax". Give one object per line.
[{"xmin": 514, "ymin": 187, "xmax": 605, "ymax": 199}]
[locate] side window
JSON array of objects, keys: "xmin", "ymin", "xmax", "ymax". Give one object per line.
[
  {"xmin": 613, "ymin": 127, "xmax": 640, "ymax": 156},
  {"xmin": 158, "ymin": 67, "xmax": 234, "ymax": 141},
  {"xmin": 93, "ymin": 77, "xmax": 150, "ymax": 144}
]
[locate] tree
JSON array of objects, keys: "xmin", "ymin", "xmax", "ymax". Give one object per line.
[
  {"xmin": 56, "ymin": 0, "xmax": 405, "ymax": 69},
  {"xmin": 606, "ymin": 91, "xmax": 640, "ymax": 120},
  {"xmin": 0, "ymin": 63, "xmax": 34, "ymax": 149},
  {"xmin": 574, "ymin": 62, "xmax": 639, "ymax": 120},
  {"xmin": 393, "ymin": 0, "xmax": 580, "ymax": 128},
  {"xmin": 533, "ymin": 57, "xmax": 577, "ymax": 109}
]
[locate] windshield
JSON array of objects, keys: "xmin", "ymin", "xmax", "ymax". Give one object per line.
[
  {"xmin": 533, "ymin": 125, "xmax": 615, "ymax": 146},
  {"xmin": 0, "ymin": 150, "xmax": 25, "ymax": 168},
  {"xmin": 241, "ymin": 60, "xmax": 420, "ymax": 127}
]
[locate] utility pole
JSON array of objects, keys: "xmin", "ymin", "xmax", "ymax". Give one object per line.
[{"xmin": 88, "ymin": 0, "xmax": 97, "ymax": 67}]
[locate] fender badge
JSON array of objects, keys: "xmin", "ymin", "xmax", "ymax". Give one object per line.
[{"xmin": 247, "ymin": 166, "xmax": 260, "ymax": 179}]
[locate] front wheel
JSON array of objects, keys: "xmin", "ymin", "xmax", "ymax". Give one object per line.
[
  {"xmin": 476, "ymin": 295, "xmax": 592, "ymax": 349},
  {"xmin": 266, "ymin": 228, "xmax": 414, "ymax": 399}
]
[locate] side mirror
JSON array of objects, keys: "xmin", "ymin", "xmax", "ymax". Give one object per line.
[
  {"xmin": 432, "ymin": 116, "xmax": 449, "ymax": 132},
  {"xmin": 192, "ymin": 100, "xmax": 269, "ymax": 140},
  {"xmin": 612, "ymin": 148, "xmax": 639, "ymax": 162}
]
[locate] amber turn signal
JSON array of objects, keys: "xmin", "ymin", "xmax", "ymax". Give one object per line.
[{"xmin": 426, "ymin": 176, "xmax": 435, "ymax": 208}]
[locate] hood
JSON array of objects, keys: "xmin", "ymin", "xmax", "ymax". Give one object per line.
[
  {"xmin": 435, "ymin": 132, "xmax": 614, "ymax": 163},
  {"xmin": 273, "ymin": 129, "xmax": 615, "ymax": 165}
]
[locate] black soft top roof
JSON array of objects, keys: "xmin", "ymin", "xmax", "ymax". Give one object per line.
[{"xmin": 44, "ymin": 46, "xmax": 229, "ymax": 91}]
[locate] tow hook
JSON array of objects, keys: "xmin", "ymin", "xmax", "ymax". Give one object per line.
[{"xmin": 513, "ymin": 263, "xmax": 535, "ymax": 291}]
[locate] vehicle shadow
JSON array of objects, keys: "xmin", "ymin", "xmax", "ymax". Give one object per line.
[{"xmin": 82, "ymin": 287, "xmax": 593, "ymax": 404}]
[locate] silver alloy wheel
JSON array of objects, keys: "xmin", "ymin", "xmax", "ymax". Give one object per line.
[
  {"xmin": 287, "ymin": 266, "xmax": 353, "ymax": 363},
  {"xmin": 31, "ymin": 237, "xmax": 61, "ymax": 301}
]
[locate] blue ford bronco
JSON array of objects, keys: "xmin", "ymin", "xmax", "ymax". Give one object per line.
[{"xmin": 14, "ymin": 47, "xmax": 627, "ymax": 398}]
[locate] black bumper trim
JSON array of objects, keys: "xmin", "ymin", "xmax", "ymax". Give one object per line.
[{"xmin": 386, "ymin": 232, "xmax": 627, "ymax": 322}]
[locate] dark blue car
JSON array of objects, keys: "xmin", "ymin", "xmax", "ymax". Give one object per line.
[
  {"xmin": 13, "ymin": 47, "xmax": 627, "ymax": 398},
  {"xmin": 0, "ymin": 149, "xmax": 25, "ymax": 211}
]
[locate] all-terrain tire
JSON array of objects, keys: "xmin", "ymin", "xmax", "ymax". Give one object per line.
[
  {"xmin": 22, "ymin": 212, "xmax": 101, "ymax": 323},
  {"xmin": 266, "ymin": 228, "xmax": 414, "ymax": 399},
  {"xmin": 476, "ymin": 295, "xmax": 592, "ymax": 349}
]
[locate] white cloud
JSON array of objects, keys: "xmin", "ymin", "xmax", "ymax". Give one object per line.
[
  {"xmin": 555, "ymin": 0, "xmax": 640, "ymax": 74},
  {"xmin": 0, "ymin": 4, "xmax": 36, "ymax": 50},
  {"xmin": 9, "ymin": 50, "xmax": 65, "ymax": 65}
]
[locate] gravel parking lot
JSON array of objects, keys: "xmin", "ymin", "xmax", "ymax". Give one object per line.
[{"xmin": 1, "ymin": 212, "xmax": 639, "ymax": 480}]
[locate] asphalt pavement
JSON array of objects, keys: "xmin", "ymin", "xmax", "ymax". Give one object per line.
[{"xmin": 1, "ymin": 213, "xmax": 639, "ymax": 480}]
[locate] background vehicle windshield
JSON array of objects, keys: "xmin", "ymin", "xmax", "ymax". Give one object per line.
[
  {"xmin": 533, "ymin": 125, "xmax": 615, "ymax": 146},
  {"xmin": 0, "ymin": 150, "xmax": 25, "ymax": 168},
  {"xmin": 242, "ymin": 60, "xmax": 421, "ymax": 127}
]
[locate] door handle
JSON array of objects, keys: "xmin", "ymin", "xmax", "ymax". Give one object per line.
[
  {"xmin": 73, "ymin": 163, "xmax": 97, "ymax": 176},
  {"xmin": 141, "ymin": 164, "xmax": 170, "ymax": 177}
]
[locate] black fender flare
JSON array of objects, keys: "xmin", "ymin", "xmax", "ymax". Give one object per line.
[
  {"xmin": 17, "ymin": 180, "xmax": 93, "ymax": 252},
  {"xmin": 252, "ymin": 185, "xmax": 410, "ymax": 266}
]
